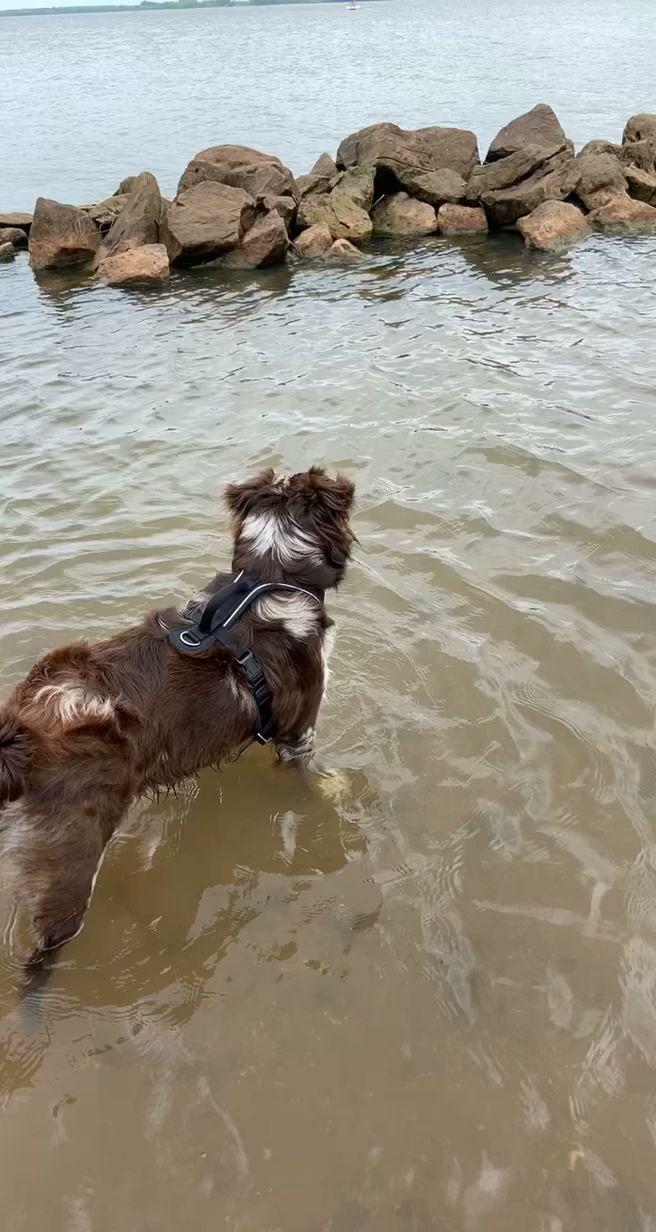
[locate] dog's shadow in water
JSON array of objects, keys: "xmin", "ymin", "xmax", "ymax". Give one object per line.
[{"xmin": 2, "ymin": 756, "xmax": 379, "ymax": 1061}]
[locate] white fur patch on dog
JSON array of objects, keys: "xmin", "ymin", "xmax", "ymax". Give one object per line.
[
  {"xmin": 255, "ymin": 591, "xmax": 319, "ymax": 640},
  {"xmin": 241, "ymin": 511, "xmax": 323, "ymax": 568},
  {"xmin": 34, "ymin": 684, "xmax": 115, "ymax": 726},
  {"xmin": 321, "ymin": 624, "xmax": 336, "ymax": 699}
]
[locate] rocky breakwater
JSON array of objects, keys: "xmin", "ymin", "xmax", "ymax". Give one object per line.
[{"xmin": 2, "ymin": 106, "xmax": 656, "ymax": 287}]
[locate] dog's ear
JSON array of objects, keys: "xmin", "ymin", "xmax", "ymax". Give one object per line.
[
  {"xmin": 305, "ymin": 469, "xmax": 355, "ymax": 518},
  {"xmin": 224, "ymin": 469, "xmax": 276, "ymax": 520}
]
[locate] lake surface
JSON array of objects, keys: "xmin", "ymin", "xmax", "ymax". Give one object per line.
[{"xmin": 2, "ymin": 2, "xmax": 656, "ymax": 1229}]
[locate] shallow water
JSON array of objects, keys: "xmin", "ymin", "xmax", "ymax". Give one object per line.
[{"xmin": 3, "ymin": 1, "xmax": 656, "ymax": 1229}]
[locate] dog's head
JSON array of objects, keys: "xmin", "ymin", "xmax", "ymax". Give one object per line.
[{"xmin": 226, "ymin": 467, "xmax": 355, "ymax": 589}]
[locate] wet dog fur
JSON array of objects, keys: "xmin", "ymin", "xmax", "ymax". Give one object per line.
[{"xmin": 0, "ymin": 468, "xmax": 354, "ymax": 972}]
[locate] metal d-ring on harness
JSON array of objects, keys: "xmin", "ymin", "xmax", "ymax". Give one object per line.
[{"xmin": 168, "ymin": 570, "xmax": 323, "ymax": 745}]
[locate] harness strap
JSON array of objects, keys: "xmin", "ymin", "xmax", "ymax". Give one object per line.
[{"xmin": 167, "ymin": 571, "xmax": 322, "ymax": 745}]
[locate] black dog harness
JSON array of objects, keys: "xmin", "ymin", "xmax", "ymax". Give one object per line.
[{"xmin": 168, "ymin": 570, "xmax": 322, "ymax": 745}]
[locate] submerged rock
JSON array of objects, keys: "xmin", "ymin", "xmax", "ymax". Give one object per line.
[
  {"xmin": 588, "ymin": 194, "xmax": 656, "ymax": 232},
  {"xmin": 517, "ymin": 200, "xmax": 588, "ymax": 251},
  {"xmin": 162, "ymin": 182, "xmax": 256, "ymax": 265},
  {"xmin": 486, "ymin": 104, "xmax": 570, "ymax": 163},
  {"xmin": 222, "ymin": 210, "xmax": 289, "ymax": 268},
  {"xmin": 29, "ymin": 198, "xmax": 101, "ymax": 270},
  {"xmin": 336, "ymin": 122, "xmax": 479, "ymax": 201},
  {"xmin": 178, "ymin": 145, "xmax": 297, "ymax": 204},
  {"xmin": 0, "ymin": 241, "xmax": 16, "ymax": 262},
  {"xmin": 437, "ymin": 203, "xmax": 488, "ymax": 233},
  {"xmin": 328, "ymin": 238, "xmax": 362, "ymax": 261},
  {"xmin": 94, "ymin": 172, "xmax": 162, "ymax": 267},
  {"xmin": 371, "ymin": 192, "xmax": 437, "ymax": 234},
  {"xmin": 98, "ymin": 243, "xmax": 170, "ymax": 287},
  {"xmin": 294, "ymin": 223, "xmax": 333, "ymax": 257}
]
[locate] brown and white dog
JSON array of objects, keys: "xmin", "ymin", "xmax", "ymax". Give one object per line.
[{"xmin": 0, "ymin": 467, "xmax": 355, "ymax": 971}]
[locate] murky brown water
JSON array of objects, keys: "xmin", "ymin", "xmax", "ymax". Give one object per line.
[
  {"xmin": 3, "ymin": 1, "xmax": 656, "ymax": 1225},
  {"xmin": 3, "ymin": 229, "xmax": 656, "ymax": 1230}
]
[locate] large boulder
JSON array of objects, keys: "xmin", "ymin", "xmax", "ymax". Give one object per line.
[
  {"xmin": 625, "ymin": 166, "xmax": 656, "ymax": 205},
  {"xmin": 588, "ymin": 194, "xmax": 656, "ymax": 233},
  {"xmin": 162, "ymin": 181, "xmax": 257, "ymax": 264},
  {"xmin": 28, "ymin": 198, "xmax": 101, "ymax": 270},
  {"xmin": 517, "ymin": 200, "xmax": 588, "ymax": 251},
  {"xmin": 0, "ymin": 242, "xmax": 15, "ymax": 262},
  {"xmin": 177, "ymin": 145, "xmax": 298, "ymax": 204},
  {"xmin": 222, "ymin": 210, "xmax": 288, "ymax": 268},
  {"xmin": 0, "ymin": 225, "xmax": 28, "ymax": 248},
  {"xmin": 331, "ymin": 163, "xmax": 375, "ymax": 213},
  {"xmin": 114, "ymin": 175, "xmax": 138, "ymax": 196},
  {"xmin": 294, "ymin": 223, "xmax": 333, "ymax": 257},
  {"xmin": 575, "ymin": 150, "xmax": 627, "ymax": 210},
  {"xmin": 297, "ymin": 152, "xmax": 338, "ymax": 197},
  {"xmin": 619, "ymin": 138, "xmax": 656, "ymax": 174},
  {"xmin": 94, "ymin": 171, "xmax": 162, "ymax": 267},
  {"xmin": 336, "ymin": 122, "xmax": 479, "ymax": 203},
  {"xmin": 0, "ymin": 211, "xmax": 32, "ymax": 232},
  {"xmin": 437, "ymin": 203, "xmax": 488, "ymax": 234},
  {"xmin": 479, "ymin": 152, "xmax": 580, "ymax": 227},
  {"xmin": 623, "ymin": 115, "xmax": 656, "ymax": 146},
  {"xmin": 371, "ymin": 192, "xmax": 437, "ymax": 235},
  {"xmin": 486, "ymin": 104, "xmax": 570, "ymax": 163},
  {"xmin": 98, "ymin": 243, "xmax": 170, "ymax": 287}
]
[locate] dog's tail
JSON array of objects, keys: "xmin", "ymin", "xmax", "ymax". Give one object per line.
[{"xmin": 0, "ymin": 717, "xmax": 34, "ymax": 806}]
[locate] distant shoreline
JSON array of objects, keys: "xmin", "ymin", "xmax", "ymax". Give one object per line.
[{"xmin": 0, "ymin": 0, "xmax": 378, "ymax": 14}]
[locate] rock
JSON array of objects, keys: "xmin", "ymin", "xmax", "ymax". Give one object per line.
[
  {"xmin": 481, "ymin": 154, "xmax": 581, "ymax": 227},
  {"xmin": 331, "ymin": 163, "xmax": 375, "ymax": 213},
  {"xmin": 0, "ymin": 211, "xmax": 33, "ymax": 232},
  {"xmin": 588, "ymin": 194, "xmax": 656, "ymax": 233},
  {"xmin": 575, "ymin": 150, "xmax": 627, "ymax": 210},
  {"xmin": 578, "ymin": 139, "xmax": 622, "ymax": 160},
  {"xmin": 437, "ymin": 203, "xmax": 488, "ymax": 234},
  {"xmin": 0, "ymin": 242, "xmax": 15, "ymax": 262},
  {"xmin": 98, "ymin": 243, "xmax": 170, "ymax": 287},
  {"xmin": 371, "ymin": 192, "xmax": 437, "ymax": 235},
  {"xmin": 262, "ymin": 194, "xmax": 296, "ymax": 231},
  {"xmin": 623, "ymin": 115, "xmax": 656, "ymax": 145},
  {"xmin": 94, "ymin": 171, "xmax": 162, "ymax": 267},
  {"xmin": 517, "ymin": 200, "xmax": 588, "ymax": 251},
  {"xmin": 162, "ymin": 181, "xmax": 257, "ymax": 264},
  {"xmin": 114, "ymin": 175, "xmax": 138, "ymax": 196},
  {"xmin": 81, "ymin": 195, "xmax": 128, "ymax": 233},
  {"xmin": 178, "ymin": 145, "xmax": 297, "ymax": 204},
  {"xmin": 468, "ymin": 142, "xmax": 568, "ymax": 197},
  {"xmin": 0, "ymin": 225, "xmax": 28, "ymax": 248},
  {"xmin": 328, "ymin": 238, "xmax": 362, "ymax": 261},
  {"xmin": 28, "ymin": 198, "xmax": 101, "ymax": 270},
  {"xmin": 297, "ymin": 153, "xmax": 338, "ymax": 197},
  {"xmin": 625, "ymin": 166, "xmax": 656, "ymax": 206},
  {"xmin": 486, "ymin": 104, "xmax": 570, "ymax": 163},
  {"xmin": 336, "ymin": 122, "xmax": 480, "ymax": 198},
  {"xmin": 619, "ymin": 139, "xmax": 656, "ymax": 173},
  {"xmin": 296, "ymin": 191, "xmax": 372, "ymax": 245},
  {"xmin": 404, "ymin": 167, "xmax": 466, "ymax": 206},
  {"xmin": 222, "ymin": 210, "xmax": 288, "ymax": 268},
  {"xmin": 294, "ymin": 223, "xmax": 334, "ymax": 257}
]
